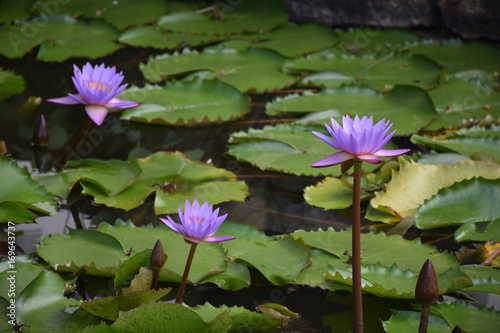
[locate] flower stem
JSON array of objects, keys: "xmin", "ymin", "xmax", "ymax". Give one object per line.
[
  {"xmin": 176, "ymin": 243, "xmax": 198, "ymax": 304},
  {"xmin": 54, "ymin": 116, "xmax": 92, "ymax": 171},
  {"xmin": 352, "ymin": 160, "xmax": 363, "ymax": 333},
  {"xmin": 418, "ymin": 305, "xmax": 430, "ymax": 333}
]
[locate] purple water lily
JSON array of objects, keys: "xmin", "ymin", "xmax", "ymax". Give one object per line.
[
  {"xmin": 160, "ymin": 200, "xmax": 234, "ymax": 244},
  {"xmin": 47, "ymin": 62, "xmax": 139, "ymax": 125},
  {"xmin": 312, "ymin": 115, "xmax": 410, "ymax": 167}
]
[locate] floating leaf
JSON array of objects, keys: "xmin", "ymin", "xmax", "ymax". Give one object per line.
[
  {"xmin": 0, "ymin": 260, "xmax": 45, "ymax": 301},
  {"xmin": 157, "ymin": 0, "xmax": 288, "ymax": 35},
  {"xmin": 0, "ymin": 156, "xmax": 57, "ymax": 223},
  {"xmin": 304, "ymin": 177, "xmax": 371, "ymax": 210},
  {"xmin": 410, "ymin": 39, "xmax": 500, "ymax": 74},
  {"xmin": 460, "ymin": 265, "xmax": 500, "ymax": 295},
  {"xmin": 0, "ymin": 0, "xmax": 35, "ymax": 23},
  {"xmin": 200, "ymin": 260, "xmax": 251, "ymax": 291},
  {"xmin": 119, "ymin": 80, "xmax": 250, "ymax": 125},
  {"xmin": 369, "ymin": 159, "xmax": 500, "ymax": 222},
  {"xmin": 0, "ymin": 15, "xmax": 120, "ymax": 61},
  {"xmin": 80, "ymin": 288, "xmax": 171, "ymax": 321},
  {"xmin": 455, "ymin": 219, "xmax": 500, "ymax": 242},
  {"xmin": 266, "ymin": 85, "xmax": 436, "ymax": 135},
  {"xmin": 0, "ymin": 68, "xmax": 25, "ymax": 100},
  {"xmin": 431, "ymin": 301, "xmax": 500, "ymax": 333},
  {"xmin": 415, "ymin": 178, "xmax": 500, "ymax": 229},
  {"xmin": 383, "ymin": 310, "xmax": 452, "ymax": 333},
  {"xmin": 83, "ymin": 302, "xmax": 232, "ymax": 333},
  {"xmin": 140, "ymin": 48, "xmax": 296, "ymax": 92},
  {"xmin": 227, "ymin": 123, "xmax": 385, "ymax": 176},
  {"xmin": 119, "ymin": 26, "xmax": 220, "ymax": 49},
  {"xmin": 216, "ymin": 222, "xmax": 311, "ymax": 286},
  {"xmin": 283, "ymin": 49, "xmax": 441, "ymax": 90},
  {"xmin": 212, "ymin": 23, "xmax": 338, "ymax": 57},
  {"xmin": 426, "ymin": 79, "xmax": 500, "ymax": 129},
  {"xmin": 292, "ymin": 228, "xmax": 460, "ymax": 275},
  {"xmin": 335, "ymin": 28, "xmax": 420, "ymax": 51}
]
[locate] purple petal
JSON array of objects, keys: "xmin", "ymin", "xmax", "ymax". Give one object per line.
[
  {"xmin": 85, "ymin": 105, "xmax": 108, "ymax": 125},
  {"xmin": 311, "ymin": 151, "xmax": 353, "ymax": 167},
  {"xmin": 105, "ymin": 98, "xmax": 140, "ymax": 109},
  {"xmin": 374, "ymin": 148, "xmax": 411, "ymax": 157},
  {"xmin": 46, "ymin": 96, "xmax": 80, "ymax": 105},
  {"xmin": 203, "ymin": 235, "xmax": 235, "ymax": 242},
  {"xmin": 312, "ymin": 131, "xmax": 337, "ymax": 148},
  {"xmin": 184, "ymin": 236, "xmax": 201, "ymax": 244},
  {"xmin": 357, "ymin": 154, "xmax": 382, "ymax": 164},
  {"xmin": 160, "ymin": 217, "xmax": 186, "ymax": 235}
]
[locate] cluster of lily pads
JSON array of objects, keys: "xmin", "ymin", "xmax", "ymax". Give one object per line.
[{"xmin": 1, "ymin": 0, "xmax": 500, "ymax": 332}]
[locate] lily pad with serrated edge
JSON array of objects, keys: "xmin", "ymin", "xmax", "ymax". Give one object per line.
[
  {"xmin": 119, "ymin": 80, "xmax": 250, "ymax": 125},
  {"xmin": 266, "ymin": 85, "xmax": 436, "ymax": 135},
  {"xmin": 140, "ymin": 47, "xmax": 296, "ymax": 93},
  {"xmin": 0, "ymin": 68, "xmax": 25, "ymax": 100}
]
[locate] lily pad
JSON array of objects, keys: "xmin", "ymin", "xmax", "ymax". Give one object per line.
[
  {"xmin": 369, "ymin": 159, "xmax": 500, "ymax": 223},
  {"xmin": 0, "ymin": 0, "xmax": 35, "ymax": 23},
  {"xmin": 335, "ymin": 28, "xmax": 420, "ymax": 51},
  {"xmin": 0, "ymin": 15, "xmax": 120, "ymax": 61},
  {"xmin": 0, "ymin": 68, "xmax": 25, "ymax": 100},
  {"xmin": 283, "ymin": 49, "xmax": 441, "ymax": 90},
  {"xmin": 212, "ymin": 23, "xmax": 338, "ymax": 57},
  {"xmin": 431, "ymin": 301, "xmax": 500, "ymax": 333},
  {"xmin": 0, "ymin": 156, "xmax": 57, "ymax": 223},
  {"xmin": 119, "ymin": 26, "xmax": 221, "ymax": 49},
  {"xmin": 140, "ymin": 47, "xmax": 296, "ymax": 93},
  {"xmin": 383, "ymin": 310, "xmax": 453, "ymax": 333},
  {"xmin": 410, "ymin": 39, "xmax": 500, "ymax": 74},
  {"xmin": 415, "ymin": 178, "xmax": 500, "ymax": 229},
  {"xmin": 265, "ymin": 85, "xmax": 436, "ymax": 135},
  {"xmin": 304, "ymin": 177, "xmax": 372, "ymax": 210},
  {"xmin": 157, "ymin": 0, "xmax": 288, "ymax": 35},
  {"xmin": 83, "ymin": 302, "xmax": 232, "ymax": 333},
  {"xmin": 455, "ymin": 219, "xmax": 500, "ymax": 242},
  {"xmin": 119, "ymin": 80, "xmax": 250, "ymax": 125},
  {"xmin": 460, "ymin": 265, "xmax": 500, "ymax": 295}
]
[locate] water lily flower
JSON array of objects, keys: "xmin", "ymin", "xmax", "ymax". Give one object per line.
[
  {"xmin": 47, "ymin": 62, "xmax": 139, "ymax": 125},
  {"xmin": 160, "ymin": 200, "xmax": 234, "ymax": 244},
  {"xmin": 312, "ymin": 115, "xmax": 410, "ymax": 167}
]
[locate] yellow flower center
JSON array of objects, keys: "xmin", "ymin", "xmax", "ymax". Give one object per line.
[{"xmin": 87, "ymin": 81, "xmax": 110, "ymax": 92}]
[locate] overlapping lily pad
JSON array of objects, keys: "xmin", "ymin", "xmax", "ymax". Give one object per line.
[
  {"xmin": 0, "ymin": 15, "xmax": 120, "ymax": 60},
  {"xmin": 0, "ymin": 156, "xmax": 57, "ymax": 223},
  {"xmin": 0, "ymin": 68, "xmax": 25, "ymax": 100},
  {"xmin": 455, "ymin": 219, "xmax": 500, "ymax": 242},
  {"xmin": 119, "ymin": 80, "xmax": 250, "ymax": 125},
  {"xmin": 284, "ymin": 49, "xmax": 441, "ymax": 90},
  {"xmin": 35, "ymin": 152, "xmax": 248, "ymax": 214},
  {"xmin": 335, "ymin": 28, "xmax": 420, "ymax": 51},
  {"xmin": 0, "ymin": 0, "xmax": 35, "ymax": 23},
  {"xmin": 266, "ymin": 85, "xmax": 436, "ymax": 135},
  {"xmin": 157, "ymin": 0, "xmax": 288, "ymax": 35},
  {"xmin": 140, "ymin": 48, "xmax": 296, "ymax": 92},
  {"xmin": 369, "ymin": 159, "xmax": 500, "ymax": 223},
  {"xmin": 415, "ymin": 178, "xmax": 500, "ymax": 229}
]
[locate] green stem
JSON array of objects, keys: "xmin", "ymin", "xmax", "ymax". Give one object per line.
[
  {"xmin": 418, "ymin": 306, "xmax": 430, "ymax": 333},
  {"xmin": 54, "ymin": 116, "xmax": 92, "ymax": 171},
  {"xmin": 176, "ymin": 243, "xmax": 198, "ymax": 304},
  {"xmin": 352, "ymin": 160, "xmax": 363, "ymax": 333}
]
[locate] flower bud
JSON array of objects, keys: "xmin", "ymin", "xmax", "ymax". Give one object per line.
[
  {"xmin": 151, "ymin": 239, "xmax": 166, "ymax": 270},
  {"xmin": 32, "ymin": 114, "xmax": 50, "ymax": 146},
  {"xmin": 415, "ymin": 259, "xmax": 439, "ymax": 307}
]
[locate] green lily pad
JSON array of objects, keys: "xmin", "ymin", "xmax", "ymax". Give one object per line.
[
  {"xmin": 265, "ymin": 85, "xmax": 436, "ymax": 135},
  {"xmin": 431, "ymin": 301, "xmax": 500, "ymax": 333},
  {"xmin": 0, "ymin": 0, "xmax": 35, "ymax": 23},
  {"xmin": 80, "ymin": 288, "xmax": 171, "ymax": 321},
  {"xmin": 0, "ymin": 260, "xmax": 45, "ymax": 301},
  {"xmin": 0, "ymin": 68, "xmax": 25, "ymax": 100},
  {"xmin": 383, "ymin": 310, "xmax": 452, "ymax": 333},
  {"xmin": 97, "ymin": 221, "xmax": 228, "ymax": 283},
  {"xmin": 292, "ymin": 228, "xmax": 460, "ymax": 275},
  {"xmin": 0, "ymin": 15, "xmax": 120, "ymax": 61},
  {"xmin": 304, "ymin": 177, "xmax": 372, "ymax": 210},
  {"xmin": 83, "ymin": 302, "xmax": 232, "ymax": 333},
  {"xmin": 326, "ymin": 264, "xmax": 471, "ymax": 299},
  {"xmin": 460, "ymin": 265, "xmax": 500, "ymax": 295},
  {"xmin": 283, "ymin": 49, "xmax": 441, "ymax": 90},
  {"xmin": 119, "ymin": 80, "xmax": 250, "ymax": 125},
  {"xmin": 335, "ymin": 28, "xmax": 420, "ymax": 51},
  {"xmin": 119, "ymin": 26, "xmax": 221, "ymax": 49},
  {"xmin": 410, "ymin": 39, "xmax": 500, "ymax": 74},
  {"xmin": 369, "ymin": 159, "xmax": 500, "ymax": 222},
  {"xmin": 412, "ymin": 134, "xmax": 500, "ymax": 161},
  {"xmin": 212, "ymin": 22, "xmax": 338, "ymax": 57},
  {"xmin": 200, "ymin": 260, "xmax": 251, "ymax": 291},
  {"xmin": 415, "ymin": 178, "xmax": 500, "ymax": 229},
  {"xmin": 216, "ymin": 222, "xmax": 311, "ymax": 286},
  {"xmin": 455, "ymin": 219, "xmax": 500, "ymax": 242},
  {"xmin": 227, "ymin": 123, "xmax": 388, "ymax": 177},
  {"xmin": 157, "ymin": 0, "xmax": 288, "ymax": 35},
  {"xmin": 140, "ymin": 47, "xmax": 296, "ymax": 93},
  {"xmin": 0, "ymin": 156, "xmax": 57, "ymax": 223}
]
